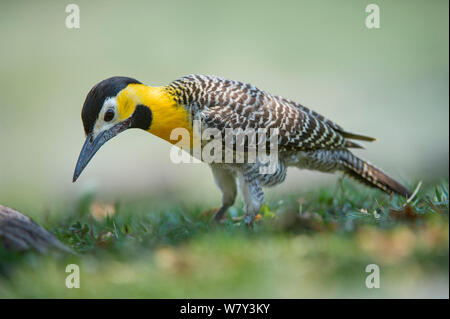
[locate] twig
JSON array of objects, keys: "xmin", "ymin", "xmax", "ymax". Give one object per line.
[{"xmin": 404, "ymin": 181, "xmax": 423, "ymax": 207}]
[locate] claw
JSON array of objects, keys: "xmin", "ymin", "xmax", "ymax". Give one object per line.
[
  {"xmin": 244, "ymin": 214, "xmax": 256, "ymax": 227},
  {"xmin": 212, "ymin": 205, "xmax": 230, "ymax": 222}
]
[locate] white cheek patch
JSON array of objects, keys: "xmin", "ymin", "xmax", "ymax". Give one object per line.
[{"xmin": 93, "ymin": 97, "xmax": 119, "ymax": 138}]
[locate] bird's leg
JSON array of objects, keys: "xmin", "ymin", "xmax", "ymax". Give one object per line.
[
  {"xmin": 237, "ymin": 174, "xmax": 264, "ymax": 227},
  {"xmin": 333, "ymin": 174, "xmax": 346, "ymax": 206},
  {"xmin": 210, "ymin": 166, "xmax": 237, "ymax": 221}
]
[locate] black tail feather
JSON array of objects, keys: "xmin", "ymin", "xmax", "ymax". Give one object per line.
[{"xmin": 338, "ymin": 130, "xmax": 377, "ymax": 142}]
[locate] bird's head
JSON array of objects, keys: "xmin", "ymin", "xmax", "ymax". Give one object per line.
[
  {"xmin": 73, "ymin": 76, "xmax": 191, "ymax": 183},
  {"xmin": 72, "ymin": 76, "xmax": 154, "ymax": 182}
]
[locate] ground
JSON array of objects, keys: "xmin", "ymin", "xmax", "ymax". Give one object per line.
[{"xmin": 0, "ymin": 181, "xmax": 448, "ymax": 298}]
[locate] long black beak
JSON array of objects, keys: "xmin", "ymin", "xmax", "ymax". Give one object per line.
[{"xmin": 72, "ymin": 119, "xmax": 131, "ymax": 182}]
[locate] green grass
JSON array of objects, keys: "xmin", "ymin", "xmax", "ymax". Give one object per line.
[{"xmin": 0, "ymin": 181, "xmax": 448, "ymax": 298}]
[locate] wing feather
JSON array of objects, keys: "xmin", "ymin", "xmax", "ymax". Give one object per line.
[{"xmin": 172, "ymin": 75, "xmax": 372, "ymax": 151}]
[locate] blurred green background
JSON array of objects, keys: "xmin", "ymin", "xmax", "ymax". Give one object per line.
[
  {"xmin": 0, "ymin": 0, "xmax": 448, "ymax": 300},
  {"xmin": 0, "ymin": 0, "xmax": 448, "ymax": 211}
]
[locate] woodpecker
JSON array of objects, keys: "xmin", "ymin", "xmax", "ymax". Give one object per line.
[{"xmin": 73, "ymin": 75, "xmax": 410, "ymax": 225}]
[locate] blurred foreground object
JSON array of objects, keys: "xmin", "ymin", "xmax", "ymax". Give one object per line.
[{"xmin": 0, "ymin": 205, "xmax": 71, "ymax": 253}]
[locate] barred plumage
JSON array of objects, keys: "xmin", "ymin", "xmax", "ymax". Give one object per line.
[
  {"xmin": 76, "ymin": 75, "xmax": 410, "ymax": 226},
  {"xmin": 168, "ymin": 75, "xmax": 371, "ymax": 151},
  {"xmin": 168, "ymin": 74, "xmax": 410, "ymax": 223}
]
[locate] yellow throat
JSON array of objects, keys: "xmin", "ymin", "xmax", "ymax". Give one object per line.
[{"xmin": 116, "ymin": 83, "xmax": 193, "ymax": 146}]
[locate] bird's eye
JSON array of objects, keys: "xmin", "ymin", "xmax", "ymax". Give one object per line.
[{"xmin": 104, "ymin": 110, "xmax": 115, "ymax": 122}]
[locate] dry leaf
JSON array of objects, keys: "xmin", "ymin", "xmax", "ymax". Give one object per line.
[
  {"xmin": 389, "ymin": 205, "xmax": 419, "ymax": 222},
  {"xmin": 90, "ymin": 202, "xmax": 116, "ymax": 221}
]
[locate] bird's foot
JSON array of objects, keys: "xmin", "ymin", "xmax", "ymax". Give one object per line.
[
  {"xmin": 244, "ymin": 213, "xmax": 257, "ymax": 228},
  {"xmin": 212, "ymin": 205, "xmax": 229, "ymax": 223}
]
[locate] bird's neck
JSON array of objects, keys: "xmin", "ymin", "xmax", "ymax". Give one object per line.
[{"xmin": 117, "ymin": 84, "xmax": 193, "ymax": 146}]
